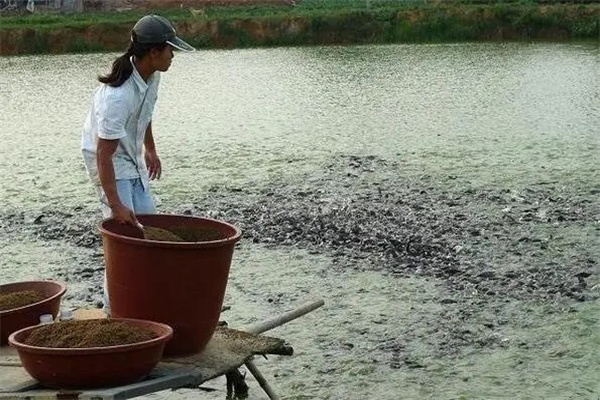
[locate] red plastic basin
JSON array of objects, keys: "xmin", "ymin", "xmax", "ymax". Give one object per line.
[
  {"xmin": 99, "ymin": 214, "xmax": 242, "ymax": 356},
  {"xmin": 0, "ymin": 280, "xmax": 67, "ymax": 345},
  {"xmin": 9, "ymin": 318, "xmax": 173, "ymax": 389}
]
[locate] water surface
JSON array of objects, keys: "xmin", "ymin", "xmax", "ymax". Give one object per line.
[{"xmin": 0, "ymin": 43, "xmax": 598, "ymax": 399}]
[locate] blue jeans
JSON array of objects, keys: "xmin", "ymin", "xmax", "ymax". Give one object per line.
[
  {"xmin": 98, "ymin": 178, "xmax": 156, "ymax": 218},
  {"xmin": 97, "ymin": 178, "xmax": 156, "ymax": 315}
]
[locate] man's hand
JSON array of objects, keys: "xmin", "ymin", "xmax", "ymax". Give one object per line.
[
  {"xmin": 111, "ymin": 203, "xmax": 138, "ymax": 226},
  {"xmin": 145, "ymin": 148, "xmax": 162, "ymax": 180}
]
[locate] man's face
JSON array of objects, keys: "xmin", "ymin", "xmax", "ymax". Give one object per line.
[{"xmin": 151, "ymin": 45, "xmax": 174, "ymax": 72}]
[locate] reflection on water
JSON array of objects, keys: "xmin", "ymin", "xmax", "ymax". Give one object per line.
[{"xmin": 0, "ymin": 43, "xmax": 598, "ymax": 212}]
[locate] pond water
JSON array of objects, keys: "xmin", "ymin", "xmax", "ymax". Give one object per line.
[{"xmin": 0, "ymin": 42, "xmax": 598, "ymax": 399}]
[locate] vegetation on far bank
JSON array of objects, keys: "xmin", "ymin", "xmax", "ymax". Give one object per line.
[
  {"xmin": 1, "ymin": 0, "xmax": 598, "ymax": 29},
  {"xmin": 0, "ymin": 0, "xmax": 598, "ymax": 54}
]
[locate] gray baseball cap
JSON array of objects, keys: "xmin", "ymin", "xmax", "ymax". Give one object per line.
[{"xmin": 132, "ymin": 15, "xmax": 195, "ymax": 51}]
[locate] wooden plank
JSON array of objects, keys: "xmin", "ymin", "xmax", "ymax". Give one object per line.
[
  {"xmin": 0, "ymin": 390, "xmax": 60, "ymax": 399},
  {"xmin": 0, "ymin": 301, "xmax": 323, "ymax": 399},
  {"xmin": 72, "ymin": 308, "xmax": 107, "ymax": 320},
  {"xmin": 0, "ymin": 344, "xmax": 20, "ymax": 365},
  {"xmin": 0, "ymin": 372, "xmax": 196, "ymax": 399},
  {"xmin": 1, "ymin": 326, "xmax": 289, "ymax": 397},
  {"xmin": 0, "ymin": 366, "xmax": 39, "ymax": 393},
  {"xmin": 79, "ymin": 372, "xmax": 196, "ymax": 400},
  {"xmin": 157, "ymin": 326, "xmax": 289, "ymax": 384}
]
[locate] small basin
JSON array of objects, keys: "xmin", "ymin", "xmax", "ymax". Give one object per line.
[
  {"xmin": 9, "ymin": 318, "xmax": 173, "ymax": 389},
  {"xmin": 0, "ymin": 280, "xmax": 67, "ymax": 345}
]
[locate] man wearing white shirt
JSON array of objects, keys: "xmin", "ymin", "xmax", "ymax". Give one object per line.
[
  {"xmin": 81, "ymin": 15, "xmax": 195, "ymax": 313},
  {"xmin": 81, "ymin": 15, "xmax": 194, "ymax": 226}
]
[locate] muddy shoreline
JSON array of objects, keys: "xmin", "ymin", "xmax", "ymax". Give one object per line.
[{"xmin": 1, "ymin": 154, "xmax": 597, "ymax": 363}]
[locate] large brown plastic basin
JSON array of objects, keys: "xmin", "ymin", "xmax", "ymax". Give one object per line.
[
  {"xmin": 99, "ymin": 214, "xmax": 242, "ymax": 356},
  {"xmin": 0, "ymin": 280, "xmax": 67, "ymax": 345},
  {"xmin": 9, "ymin": 318, "xmax": 173, "ymax": 389}
]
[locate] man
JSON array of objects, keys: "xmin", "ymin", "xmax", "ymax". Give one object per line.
[
  {"xmin": 82, "ymin": 15, "xmax": 195, "ymax": 226},
  {"xmin": 81, "ymin": 15, "xmax": 194, "ymax": 312}
]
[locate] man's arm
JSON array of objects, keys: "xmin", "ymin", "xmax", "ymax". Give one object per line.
[
  {"xmin": 144, "ymin": 121, "xmax": 156, "ymax": 152},
  {"xmin": 144, "ymin": 122, "xmax": 162, "ymax": 180},
  {"xmin": 97, "ymin": 138, "xmax": 137, "ymax": 225}
]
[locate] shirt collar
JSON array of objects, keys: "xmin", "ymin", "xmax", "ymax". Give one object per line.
[{"xmin": 130, "ymin": 56, "xmax": 149, "ymax": 93}]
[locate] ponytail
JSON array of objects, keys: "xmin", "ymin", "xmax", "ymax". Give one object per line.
[
  {"xmin": 98, "ymin": 43, "xmax": 135, "ymax": 87},
  {"xmin": 98, "ymin": 33, "xmax": 168, "ymax": 87}
]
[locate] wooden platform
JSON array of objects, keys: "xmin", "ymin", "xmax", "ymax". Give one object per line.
[{"xmin": 0, "ymin": 300, "xmax": 324, "ymax": 399}]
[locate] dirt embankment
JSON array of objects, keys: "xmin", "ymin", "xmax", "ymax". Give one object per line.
[
  {"xmin": 0, "ymin": 4, "xmax": 597, "ymax": 55},
  {"xmin": 0, "ymin": 17, "xmax": 307, "ymax": 55}
]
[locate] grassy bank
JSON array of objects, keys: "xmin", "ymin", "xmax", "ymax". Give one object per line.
[{"xmin": 1, "ymin": 0, "xmax": 598, "ymax": 55}]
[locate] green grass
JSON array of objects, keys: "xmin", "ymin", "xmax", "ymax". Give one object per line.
[
  {"xmin": 1, "ymin": 1, "xmax": 597, "ymax": 30},
  {"xmin": 2, "ymin": 0, "xmax": 589, "ymax": 30},
  {"xmin": 1, "ymin": 1, "xmax": 371, "ymax": 29},
  {"xmin": 0, "ymin": 0, "xmax": 597, "ymax": 54}
]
